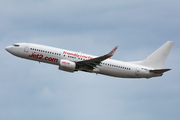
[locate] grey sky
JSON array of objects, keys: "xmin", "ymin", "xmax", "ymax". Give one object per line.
[{"xmin": 1, "ymin": 0, "xmax": 180, "ymax": 120}]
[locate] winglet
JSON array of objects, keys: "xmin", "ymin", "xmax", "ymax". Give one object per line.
[{"xmin": 108, "ymin": 46, "xmax": 118, "ymax": 56}]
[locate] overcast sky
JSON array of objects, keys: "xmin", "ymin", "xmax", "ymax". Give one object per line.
[{"xmin": 1, "ymin": 0, "xmax": 180, "ymax": 120}]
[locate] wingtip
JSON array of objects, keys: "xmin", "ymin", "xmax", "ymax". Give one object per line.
[{"xmin": 109, "ymin": 46, "xmax": 118, "ymax": 56}]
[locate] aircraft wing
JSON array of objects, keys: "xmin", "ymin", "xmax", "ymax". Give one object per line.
[
  {"xmin": 75, "ymin": 46, "xmax": 118, "ymax": 70},
  {"xmin": 149, "ymin": 69, "xmax": 171, "ymax": 74}
]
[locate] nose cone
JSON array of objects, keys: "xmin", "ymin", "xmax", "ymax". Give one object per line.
[{"xmin": 5, "ymin": 46, "xmax": 12, "ymax": 53}]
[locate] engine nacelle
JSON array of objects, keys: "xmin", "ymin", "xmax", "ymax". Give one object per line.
[{"xmin": 59, "ymin": 59, "xmax": 76, "ymax": 73}]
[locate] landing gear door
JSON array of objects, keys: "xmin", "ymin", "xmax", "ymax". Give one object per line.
[{"xmin": 24, "ymin": 44, "xmax": 29, "ymax": 53}]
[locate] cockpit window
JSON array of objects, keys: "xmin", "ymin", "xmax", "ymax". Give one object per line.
[{"xmin": 13, "ymin": 44, "xmax": 19, "ymax": 47}]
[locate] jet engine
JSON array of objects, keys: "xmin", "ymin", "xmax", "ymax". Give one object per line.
[{"xmin": 59, "ymin": 59, "xmax": 76, "ymax": 72}]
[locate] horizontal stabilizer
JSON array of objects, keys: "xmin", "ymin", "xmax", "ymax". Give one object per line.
[{"xmin": 149, "ymin": 69, "xmax": 171, "ymax": 74}]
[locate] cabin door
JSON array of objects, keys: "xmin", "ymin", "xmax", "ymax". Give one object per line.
[
  {"xmin": 135, "ymin": 67, "xmax": 140, "ymax": 75},
  {"xmin": 24, "ymin": 44, "xmax": 29, "ymax": 53}
]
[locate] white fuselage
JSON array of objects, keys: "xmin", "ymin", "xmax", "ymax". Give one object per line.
[{"xmin": 5, "ymin": 43, "xmax": 162, "ymax": 79}]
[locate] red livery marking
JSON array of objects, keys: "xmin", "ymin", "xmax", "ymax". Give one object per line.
[
  {"xmin": 110, "ymin": 47, "xmax": 117, "ymax": 55},
  {"xmin": 29, "ymin": 53, "xmax": 43, "ymax": 59},
  {"xmin": 29, "ymin": 53, "xmax": 58, "ymax": 62},
  {"xmin": 62, "ymin": 61, "xmax": 70, "ymax": 65},
  {"xmin": 63, "ymin": 51, "xmax": 93, "ymax": 59}
]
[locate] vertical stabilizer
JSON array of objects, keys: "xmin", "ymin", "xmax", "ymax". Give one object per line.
[{"xmin": 136, "ymin": 41, "xmax": 174, "ymax": 69}]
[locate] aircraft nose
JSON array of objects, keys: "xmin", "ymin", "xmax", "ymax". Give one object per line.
[{"xmin": 5, "ymin": 46, "xmax": 12, "ymax": 52}]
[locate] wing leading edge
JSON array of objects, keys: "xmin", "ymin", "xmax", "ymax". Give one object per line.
[{"xmin": 75, "ymin": 46, "xmax": 118, "ymax": 70}]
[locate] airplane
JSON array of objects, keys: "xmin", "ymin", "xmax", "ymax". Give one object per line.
[{"xmin": 5, "ymin": 41, "xmax": 174, "ymax": 79}]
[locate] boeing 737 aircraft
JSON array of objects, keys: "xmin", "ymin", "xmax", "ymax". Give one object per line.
[{"xmin": 5, "ymin": 41, "xmax": 174, "ymax": 79}]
